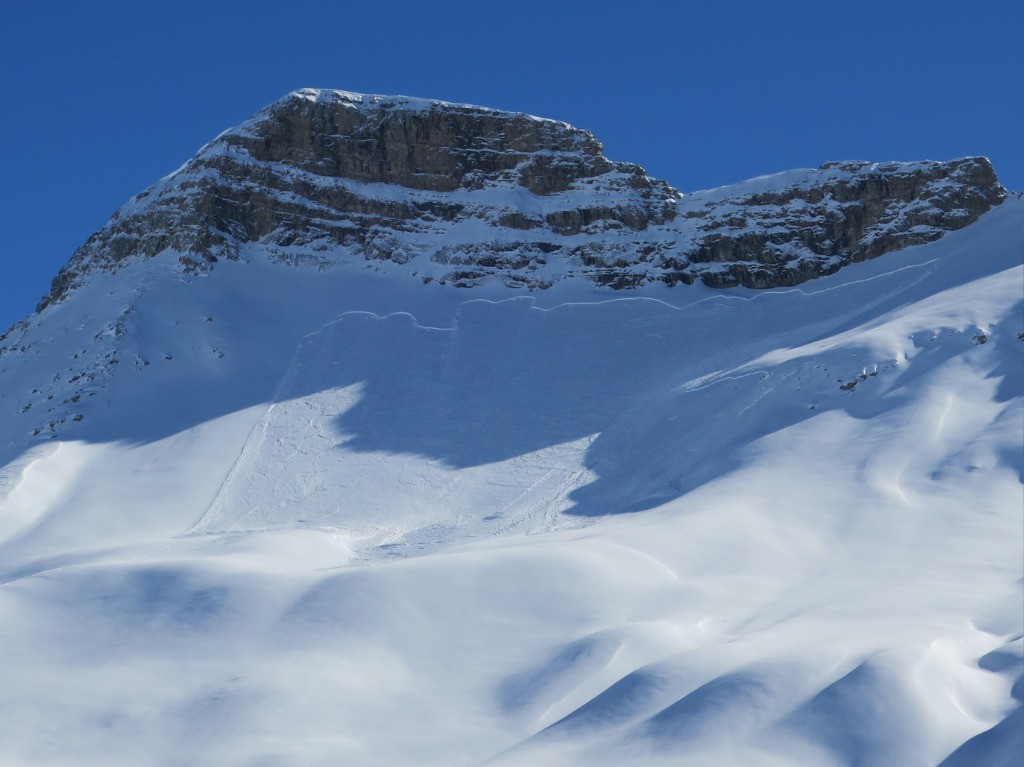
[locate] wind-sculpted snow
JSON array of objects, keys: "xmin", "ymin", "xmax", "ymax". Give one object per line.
[{"xmin": 0, "ymin": 190, "xmax": 1021, "ymax": 761}]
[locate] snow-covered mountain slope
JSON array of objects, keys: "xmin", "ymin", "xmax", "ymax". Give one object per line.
[{"xmin": 0, "ymin": 91, "xmax": 1021, "ymax": 766}]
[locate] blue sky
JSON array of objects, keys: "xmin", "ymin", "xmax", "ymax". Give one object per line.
[{"xmin": 2, "ymin": 0, "xmax": 1021, "ymax": 332}]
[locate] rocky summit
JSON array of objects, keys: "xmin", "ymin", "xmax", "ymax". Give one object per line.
[
  {"xmin": 36, "ymin": 88, "xmax": 1007, "ymax": 310},
  {"xmin": 1, "ymin": 89, "xmax": 1021, "ymax": 767}
]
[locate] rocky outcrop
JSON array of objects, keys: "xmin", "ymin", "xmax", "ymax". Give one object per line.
[
  {"xmin": 232, "ymin": 90, "xmax": 614, "ymax": 194},
  {"xmin": 35, "ymin": 89, "xmax": 1008, "ymax": 310},
  {"xmin": 682, "ymin": 157, "xmax": 1007, "ymax": 289}
]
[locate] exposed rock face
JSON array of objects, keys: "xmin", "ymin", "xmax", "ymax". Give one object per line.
[
  {"xmin": 680, "ymin": 157, "xmax": 1007, "ymax": 289},
  {"xmin": 37, "ymin": 89, "xmax": 1008, "ymax": 310},
  {"xmin": 234, "ymin": 91, "xmax": 614, "ymax": 194}
]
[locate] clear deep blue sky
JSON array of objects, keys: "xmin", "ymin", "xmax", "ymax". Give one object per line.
[{"xmin": 2, "ymin": 0, "xmax": 1021, "ymax": 331}]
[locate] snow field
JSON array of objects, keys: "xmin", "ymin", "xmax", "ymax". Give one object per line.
[{"xmin": 0, "ymin": 197, "xmax": 1020, "ymax": 765}]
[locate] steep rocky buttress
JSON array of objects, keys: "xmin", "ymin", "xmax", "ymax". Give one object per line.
[{"xmin": 35, "ymin": 88, "xmax": 1008, "ymax": 307}]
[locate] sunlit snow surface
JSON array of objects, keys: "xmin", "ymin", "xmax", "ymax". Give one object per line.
[{"xmin": 0, "ymin": 198, "xmax": 1021, "ymax": 766}]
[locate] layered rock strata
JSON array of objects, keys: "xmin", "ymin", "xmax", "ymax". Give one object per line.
[{"xmin": 38, "ymin": 89, "xmax": 1007, "ymax": 309}]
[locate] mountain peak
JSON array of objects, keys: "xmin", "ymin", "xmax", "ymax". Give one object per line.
[
  {"xmin": 34, "ymin": 90, "xmax": 1007, "ymax": 312},
  {"xmin": 217, "ymin": 85, "xmax": 622, "ymax": 195},
  {"xmin": 1, "ymin": 90, "xmax": 1021, "ymax": 767}
]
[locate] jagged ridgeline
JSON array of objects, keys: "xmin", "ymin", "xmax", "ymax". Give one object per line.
[{"xmin": 39, "ymin": 88, "xmax": 1006, "ymax": 309}]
